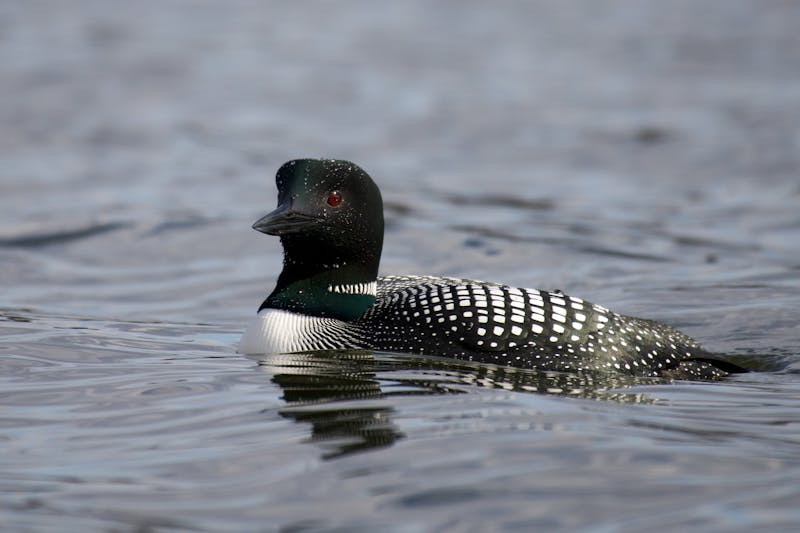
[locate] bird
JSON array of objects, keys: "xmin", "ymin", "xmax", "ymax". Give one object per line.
[{"xmin": 240, "ymin": 158, "xmax": 746, "ymax": 380}]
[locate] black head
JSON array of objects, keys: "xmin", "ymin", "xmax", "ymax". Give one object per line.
[{"xmin": 254, "ymin": 159, "xmax": 384, "ymax": 319}]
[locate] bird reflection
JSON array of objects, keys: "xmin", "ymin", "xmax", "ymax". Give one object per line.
[
  {"xmin": 255, "ymin": 352, "xmax": 397, "ymax": 459},
  {"xmin": 253, "ymin": 351, "xmax": 657, "ymax": 459}
]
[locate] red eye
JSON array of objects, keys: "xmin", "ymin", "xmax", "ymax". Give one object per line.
[{"xmin": 327, "ymin": 191, "xmax": 342, "ymax": 207}]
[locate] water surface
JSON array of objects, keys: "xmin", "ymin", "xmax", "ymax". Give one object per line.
[{"xmin": 2, "ymin": 1, "xmax": 800, "ymax": 531}]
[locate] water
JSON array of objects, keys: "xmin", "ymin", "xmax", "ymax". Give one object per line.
[{"xmin": 2, "ymin": 1, "xmax": 800, "ymax": 530}]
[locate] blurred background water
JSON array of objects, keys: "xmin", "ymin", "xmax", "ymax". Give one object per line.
[{"xmin": 2, "ymin": 1, "xmax": 800, "ymax": 531}]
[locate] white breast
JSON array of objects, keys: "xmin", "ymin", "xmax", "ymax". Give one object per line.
[{"xmin": 238, "ymin": 308, "xmax": 368, "ymax": 354}]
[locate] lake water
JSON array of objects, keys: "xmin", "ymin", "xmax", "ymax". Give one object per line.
[{"xmin": 2, "ymin": 1, "xmax": 800, "ymax": 531}]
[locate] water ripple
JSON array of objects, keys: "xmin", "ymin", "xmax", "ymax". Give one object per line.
[{"xmin": 0, "ymin": 221, "xmax": 131, "ymax": 248}]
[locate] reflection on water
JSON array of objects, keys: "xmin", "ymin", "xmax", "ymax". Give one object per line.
[
  {"xmin": 254, "ymin": 351, "xmax": 658, "ymax": 458},
  {"xmin": 261, "ymin": 352, "xmax": 402, "ymax": 459}
]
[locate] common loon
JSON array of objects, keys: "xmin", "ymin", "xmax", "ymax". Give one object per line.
[{"xmin": 240, "ymin": 159, "xmax": 746, "ymax": 379}]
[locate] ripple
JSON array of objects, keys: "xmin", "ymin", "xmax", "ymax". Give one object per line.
[{"xmin": 0, "ymin": 221, "xmax": 131, "ymax": 248}]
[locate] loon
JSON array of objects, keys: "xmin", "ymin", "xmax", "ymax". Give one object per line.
[{"xmin": 240, "ymin": 159, "xmax": 746, "ymax": 379}]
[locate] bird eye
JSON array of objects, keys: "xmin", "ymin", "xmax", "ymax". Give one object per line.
[{"xmin": 327, "ymin": 191, "xmax": 342, "ymax": 207}]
